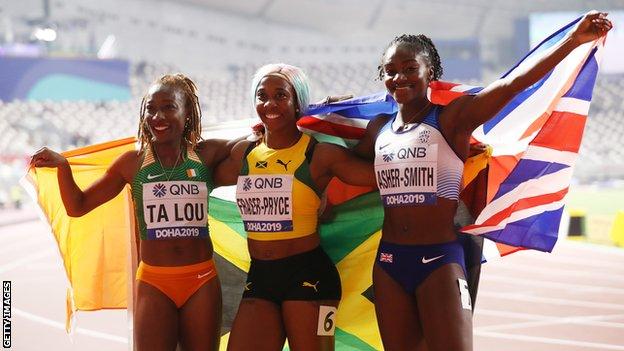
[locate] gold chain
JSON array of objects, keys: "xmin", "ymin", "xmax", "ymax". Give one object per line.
[{"xmin": 153, "ymin": 147, "xmax": 182, "ymax": 181}]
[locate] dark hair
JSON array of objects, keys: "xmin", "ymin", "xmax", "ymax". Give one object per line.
[
  {"xmin": 377, "ymin": 34, "xmax": 443, "ymax": 81},
  {"xmin": 138, "ymin": 73, "xmax": 203, "ymax": 151}
]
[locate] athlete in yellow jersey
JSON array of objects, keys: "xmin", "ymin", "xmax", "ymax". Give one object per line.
[
  {"xmin": 215, "ymin": 63, "xmax": 376, "ymax": 351},
  {"xmin": 237, "ymin": 132, "xmax": 320, "ymax": 240}
]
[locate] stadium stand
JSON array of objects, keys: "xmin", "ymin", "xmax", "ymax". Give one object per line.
[{"xmin": 1, "ymin": 61, "xmax": 621, "ymax": 183}]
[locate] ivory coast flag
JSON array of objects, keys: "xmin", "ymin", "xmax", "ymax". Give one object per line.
[{"xmin": 23, "ymin": 137, "xmax": 137, "ymax": 332}]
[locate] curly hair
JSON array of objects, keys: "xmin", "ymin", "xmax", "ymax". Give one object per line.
[
  {"xmin": 137, "ymin": 73, "xmax": 203, "ymax": 151},
  {"xmin": 378, "ymin": 34, "xmax": 443, "ymax": 81}
]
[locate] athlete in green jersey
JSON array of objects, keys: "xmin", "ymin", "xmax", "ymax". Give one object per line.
[{"xmin": 31, "ymin": 73, "xmax": 238, "ymax": 350}]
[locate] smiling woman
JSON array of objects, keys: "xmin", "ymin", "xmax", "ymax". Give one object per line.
[
  {"xmin": 214, "ymin": 63, "xmax": 377, "ymax": 351},
  {"xmin": 351, "ymin": 11, "xmax": 613, "ymax": 351},
  {"xmin": 29, "ymin": 73, "xmax": 240, "ymax": 351}
]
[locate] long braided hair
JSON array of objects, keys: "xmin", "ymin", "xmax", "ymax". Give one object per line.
[
  {"xmin": 137, "ymin": 73, "xmax": 203, "ymax": 151},
  {"xmin": 378, "ymin": 34, "xmax": 443, "ymax": 81}
]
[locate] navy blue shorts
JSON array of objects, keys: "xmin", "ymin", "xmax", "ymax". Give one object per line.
[{"xmin": 376, "ymin": 240, "xmax": 466, "ymax": 295}]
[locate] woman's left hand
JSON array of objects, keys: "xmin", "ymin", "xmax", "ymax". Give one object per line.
[
  {"xmin": 570, "ymin": 11, "xmax": 613, "ymax": 45},
  {"xmin": 316, "ymin": 95, "xmax": 354, "ymax": 105}
]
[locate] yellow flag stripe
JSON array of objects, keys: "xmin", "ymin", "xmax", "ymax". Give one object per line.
[
  {"xmin": 335, "ymin": 230, "xmax": 382, "ymax": 350},
  {"xmin": 209, "ymin": 215, "xmax": 250, "ymax": 272}
]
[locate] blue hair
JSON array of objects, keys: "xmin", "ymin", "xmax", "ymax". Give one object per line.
[{"xmin": 251, "ymin": 63, "xmax": 310, "ymax": 117}]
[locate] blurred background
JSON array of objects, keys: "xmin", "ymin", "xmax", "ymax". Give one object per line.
[{"xmin": 1, "ymin": 0, "xmax": 623, "ymax": 244}]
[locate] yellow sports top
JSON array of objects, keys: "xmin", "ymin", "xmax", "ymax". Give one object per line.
[{"xmin": 235, "ymin": 133, "xmax": 321, "ymax": 240}]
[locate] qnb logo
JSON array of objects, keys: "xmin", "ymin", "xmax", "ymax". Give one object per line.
[
  {"xmin": 396, "ymin": 147, "xmax": 427, "ymax": 159},
  {"xmin": 382, "ymin": 153, "xmax": 395, "ymax": 162},
  {"xmin": 242, "ymin": 178, "xmax": 252, "ymax": 191},
  {"xmin": 152, "ymin": 183, "xmax": 167, "ymax": 198},
  {"xmin": 418, "ymin": 130, "xmax": 431, "ymax": 144}
]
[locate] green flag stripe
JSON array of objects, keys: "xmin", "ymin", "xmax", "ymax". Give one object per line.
[
  {"xmin": 209, "ymin": 191, "xmax": 383, "ymax": 263},
  {"xmin": 281, "ymin": 328, "xmax": 376, "ymax": 351},
  {"xmin": 319, "ymin": 192, "xmax": 383, "ymax": 262},
  {"xmin": 209, "ymin": 196, "xmax": 247, "ymax": 238},
  {"xmin": 335, "ymin": 328, "xmax": 378, "ymax": 351}
]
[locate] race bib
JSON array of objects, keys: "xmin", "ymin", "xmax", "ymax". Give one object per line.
[
  {"xmin": 142, "ymin": 181, "xmax": 208, "ymax": 239},
  {"xmin": 375, "ymin": 143, "xmax": 438, "ymax": 207},
  {"xmin": 236, "ymin": 175, "xmax": 293, "ymax": 232}
]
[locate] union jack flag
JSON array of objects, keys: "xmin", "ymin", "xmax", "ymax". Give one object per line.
[
  {"xmin": 299, "ymin": 16, "xmax": 606, "ymax": 258},
  {"xmin": 379, "ymin": 253, "xmax": 393, "ymax": 263}
]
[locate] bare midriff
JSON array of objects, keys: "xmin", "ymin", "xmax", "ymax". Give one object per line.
[
  {"xmin": 381, "ymin": 197, "xmax": 459, "ymax": 244},
  {"xmin": 247, "ymin": 232, "xmax": 321, "ymax": 260},
  {"xmin": 140, "ymin": 237, "xmax": 214, "ymax": 266}
]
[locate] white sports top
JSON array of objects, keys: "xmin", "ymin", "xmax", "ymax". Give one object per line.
[{"xmin": 374, "ymin": 105, "xmax": 463, "ymax": 207}]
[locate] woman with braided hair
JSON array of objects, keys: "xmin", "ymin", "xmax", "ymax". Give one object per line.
[
  {"xmin": 30, "ymin": 73, "xmax": 236, "ymax": 350},
  {"xmin": 352, "ymin": 12, "xmax": 612, "ymax": 351}
]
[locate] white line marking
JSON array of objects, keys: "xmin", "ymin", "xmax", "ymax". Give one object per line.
[
  {"xmin": 489, "ymin": 263, "xmax": 624, "ymax": 283},
  {"xmin": 513, "ymin": 252, "xmax": 624, "ymax": 270},
  {"xmin": 0, "ymin": 248, "xmax": 56, "ymax": 274},
  {"xmin": 480, "ymin": 291, "xmax": 624, "ymax": 311},
  {"xmin": 0, "ymin": 236, "xmax": 50, "ymax": 256},
  {"xmin": 482, "ymin": 274, "xmax": 624, "ymax": 295},
  {"xmin": 476, "ymin": 309, "xmax": 624, "ymax": 324},
  {"xmin": 475, "ymin": 330, "xmax": 624, "ymax": 350},
  {"xmin": 0, "ymin": 228, "xmax": 40, "ymax": 244},
  {"xmin": 558, "ymin": 240, "xmax": 624, "ymax": 255},
  {"xmin": 13, "ymin": 308, "xmax": 128, "ymax": 344},
  {"xmin": 476, "ymin": 314, "xmax": 624, "ymax": 332},
  {"xmin": 476, "ymin": 308, "xmax": 555, "ymax": 321}
]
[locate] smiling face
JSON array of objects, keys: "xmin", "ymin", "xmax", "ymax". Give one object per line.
[
  {"xmin": 382, "ymin": 44, "xmax": 433, "ymax": 105},
  {"xmin": 254, "ymin": 75, "xmax": 298, "ymax": 130},
  {"xmin": 143, "ymin": 83, "xmax": 188, "ymax": 144}
]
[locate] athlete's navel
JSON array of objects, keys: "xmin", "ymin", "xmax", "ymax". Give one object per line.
[{"xmin": 173, "ymin": 245, "xmax": 184, "ymax": 255}]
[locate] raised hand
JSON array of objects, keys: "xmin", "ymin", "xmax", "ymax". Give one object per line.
[
  {"xmin": 571, "ymin": 11, "xmax": 612, "ymax": 45},
  {"xmin": 30, "ymin": 147, "xmax": 68, "ymax": 168}
]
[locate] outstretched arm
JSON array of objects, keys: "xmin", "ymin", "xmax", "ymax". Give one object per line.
[
  {"xmin": 450, "ymin": 11, "xmax": 612, "ymax": 133},
  {"xmin": 312, "ymin": 143, "xmax": 376, "ymax": 192},
  {"xmin": 30, "ymin": 148, "xmax": 135, "ymax": 217}
]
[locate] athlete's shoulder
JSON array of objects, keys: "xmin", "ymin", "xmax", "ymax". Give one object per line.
[
  {"xmin": 312, "ymin": 142, "xmax": 352, "ymax": 166},
  {"xmin": 110, "ymin": 149, "xmax": 141, "ymax": 183},
  {"xmin": 230, "ymin": 138, "xmax": 255, "ymax": 159},
  {"xmin": 370, "ymin": 113, "xmax": 393, "ymax": 129},
  {"xmin": 115, "ymin": 149, "xmax": 141, "ymax": 167}
]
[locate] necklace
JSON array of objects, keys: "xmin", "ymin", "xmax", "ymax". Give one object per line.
[
  {"xmin": 399, "ymin": 102, "xmax": 431, "ymax": 131},
  {"xmin": 153, "ymin": 147, "xmax": 182, "ymax": 181}
]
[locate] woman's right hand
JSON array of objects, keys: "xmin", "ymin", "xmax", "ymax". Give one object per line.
[{"xmin": 30, "ymin": 147, "xmax": 68, "ymax": 168}]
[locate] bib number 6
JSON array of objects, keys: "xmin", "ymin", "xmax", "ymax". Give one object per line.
[{"xmin": 317, "ymin": 306, "xmax": 337, "ymax": 336}]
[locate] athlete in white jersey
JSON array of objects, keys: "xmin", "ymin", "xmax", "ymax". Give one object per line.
[{"xmin": 353, "ymin": 12, "xmax": 611, "ymax": 351}]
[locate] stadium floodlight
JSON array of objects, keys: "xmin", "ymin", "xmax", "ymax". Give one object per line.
[{"xmin": 33, "ymin": 25, "xmax": 57, "ymax": 42}]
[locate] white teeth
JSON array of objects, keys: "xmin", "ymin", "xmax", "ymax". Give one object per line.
[
  {"xmin": 153, "ymin": 126, "xmax": 169, "ymax": 131},
  {"xmin": 265, "ymin": 114, "xmax": 280, "ymax": 119}
]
